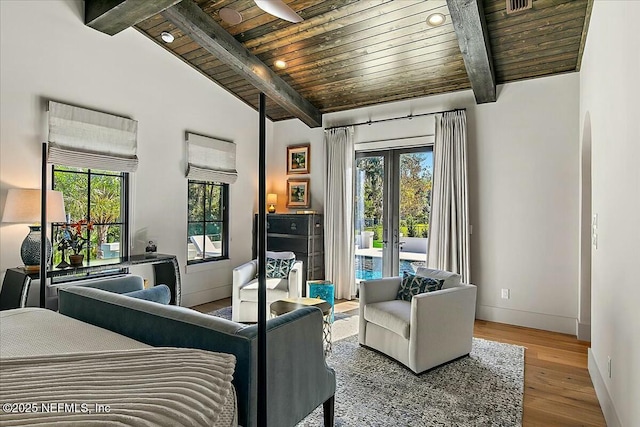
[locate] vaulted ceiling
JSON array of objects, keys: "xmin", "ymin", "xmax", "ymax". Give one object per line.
[{"xmin": 86, "ymin": 0, "xmax": 592, "ymax": 127}]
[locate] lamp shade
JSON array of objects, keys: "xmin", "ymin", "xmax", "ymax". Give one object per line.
[{"xmin": 2, "ymin": 189, "xmax": 66, "ymax": 224}]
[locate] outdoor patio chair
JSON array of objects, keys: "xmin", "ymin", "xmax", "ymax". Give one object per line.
[{"xmin": 189, "ymin": 235, "xmax": 222, "ymax": 258}]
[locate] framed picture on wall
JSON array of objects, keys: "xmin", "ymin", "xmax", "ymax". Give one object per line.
[
  {"xmin": 286, "ymin": 144, "xmax": 310, "ymax": 174},
  {"xmin": 286, "ymin": 178, "xmax": 310, "ymax": 208}
]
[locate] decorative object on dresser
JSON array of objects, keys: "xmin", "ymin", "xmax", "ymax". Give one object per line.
[
  {"xmin": 267, "ymin": 193, "xmax": 278, "ymax": 213},
  {"xmin": 286, "ymin": 178, "xmax": 310, "ymax": 208},
  {"xmin": 1, "ymin": 189, "xmax": 67, "ymax": 271},
  {"xmin": 253, "ymin": 213, "xmax": 324, "ymax": 292},
  {"xmin": 286, "ymin": 143, "xmax": 310, "ymax": 174}
]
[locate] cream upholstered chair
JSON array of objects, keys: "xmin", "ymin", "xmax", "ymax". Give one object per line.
[
  {"xmin": 358, "ymin": 268, "xmax": 477, "ymax": 374},
  {"xmin": 232, "ymin": 251, "xmax": 303, "ymax": 322}
]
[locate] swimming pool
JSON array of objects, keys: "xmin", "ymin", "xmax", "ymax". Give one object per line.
[{"xmin": 355, "ymin": 256, "xmax": 417, "ymax": 280}]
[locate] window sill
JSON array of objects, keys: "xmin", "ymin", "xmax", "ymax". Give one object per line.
[{"xmin": 185, "ymin": 258, "xmax": 231, "ymax": 275}]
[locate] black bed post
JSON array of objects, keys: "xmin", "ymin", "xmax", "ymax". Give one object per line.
[
  {"xmin": 257, "ymin": 92, "xmax": 267, "ymax": 426},
  {"xmin": 40, "ymin": 142, "xmax": 47, "ymax": 308}
]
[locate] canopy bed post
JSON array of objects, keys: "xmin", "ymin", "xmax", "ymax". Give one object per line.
[
  {"xmin": 257, "ymin": 92, "xmax": 267, "ymax": 425},
  {"xmin": 40, "ymin": 142, "xmax": 47, "ymax": 308}
]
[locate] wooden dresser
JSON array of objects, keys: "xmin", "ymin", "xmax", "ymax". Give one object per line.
[{"xmin": 253, "ymin": 213, "xmax": 324, "ymax": 294}]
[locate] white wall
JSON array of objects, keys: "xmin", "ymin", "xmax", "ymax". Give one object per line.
[
  {"xmin": 272, "ymin": 73, "xmax": 581, "ymax": 334},
  {"xmin": 579, "ymin": 1, "xmax": 640, "ymax": 426},
  {"xmin": 0, "ymin": 0, "xmax": 265, "ymax": 307},
  {"xmin": 266, "ymin": 120, "xmax": 324, "ymax": 212}
]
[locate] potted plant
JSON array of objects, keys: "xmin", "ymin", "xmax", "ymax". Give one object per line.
[{"xmin": 56, "ymin": 219, "xmax": 93, "ymax": 267}]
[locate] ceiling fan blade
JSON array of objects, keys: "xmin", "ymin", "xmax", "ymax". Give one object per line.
[{"xmin": 254, "ymin": 0, "xmax": 303, "ymax": 23}]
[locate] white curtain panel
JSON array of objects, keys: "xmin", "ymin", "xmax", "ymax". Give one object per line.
[
  {"xmin": 47, "ymin": 101, "xmax": 138, "ymax": 172},
  {"xmin": 324, "ymin": 127, "xmax": 356, "ymax": 300},
  {"xmin": 186, "ymin": 133, "xmax": 238, "ymax": 184},
  {"xmin": 427, "ymin": 110, "xmax": 471, "ymax": 283}
]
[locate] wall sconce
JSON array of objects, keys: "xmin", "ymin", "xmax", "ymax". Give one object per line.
[
  {"xmin": 1, "ymin": 189, "xmax": 66, "ymax": 271},
  {"xmin": 267, "ymin": 193, "xmax": 278, "ymax": 214}
]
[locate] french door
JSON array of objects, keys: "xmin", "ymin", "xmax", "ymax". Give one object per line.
[{"xmin": 354, "ymin": 147, "xmax": 433, "ymax": 281}]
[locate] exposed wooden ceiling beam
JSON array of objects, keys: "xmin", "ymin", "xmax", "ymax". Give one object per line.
[
  {"xmin": 162, "ymin": 1, "xmax": 323, "ymax": 128},
  {"xmin": 446, "ymin": 0, "xmax": 496, "ymax": 103},
  {"xmin": 85, "ymin": 0, "xmax": 182, "ymax": 36},
  {"xmin": 576, "ymin": 0, "xmax": 594, "ymax": 72}
]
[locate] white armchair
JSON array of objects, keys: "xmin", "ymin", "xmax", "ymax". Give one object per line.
[
  {"xmin": 358, "ymin": 268, "xmax": 477, "ymax": 374},
  {"xmin": 232, "ymin": 251, "xmax": 303, "ymax": 322}
]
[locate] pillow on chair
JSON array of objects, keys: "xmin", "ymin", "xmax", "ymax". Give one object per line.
[
  {"xmin": 414, "ymin": 267, "xmax": 461, "ymax": 289},
  {"xmin": 266, "ymin": 257, "xmax": 295, "ymax": 279},
  {"xmin": 396, "ymin": 272, "xmax": 443, "ymax": 301}
]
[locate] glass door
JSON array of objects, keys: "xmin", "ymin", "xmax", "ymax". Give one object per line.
[
  {"xmin": 354, "ymin": 147, "xmax": 433, "ymax": 283},
  {"xmin": 355, "ymin": 153, "xmax": 387, "ymax": 281}
]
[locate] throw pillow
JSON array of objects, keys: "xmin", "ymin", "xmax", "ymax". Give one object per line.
[
  {"xmin": 124, "ymin": 284, "xmax": 171, "ymax": 304},
  {"xmin": 414, "ymin": 267, "xmax": 462, "ymax": 289},
  {"xmin": 396, "ymin": 272, "xmax": 443, "ymax": 301},
  {"xmin": 266, "ymin": 257, "xmax": 295, "ymax": 279}
]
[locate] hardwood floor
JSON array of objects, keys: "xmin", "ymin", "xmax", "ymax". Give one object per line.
[
  {"xmin": 192, "ymin": 298, "xmax": 606, "ymax": 426},
  {"xmin": 474, "ymin": 320, "xmax": 605, "ymax": 427}
]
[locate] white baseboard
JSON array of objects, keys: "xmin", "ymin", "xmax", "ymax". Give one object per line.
[
  {"xmin": 576, "ymin": 320, "xmax": 591, "ymax": 342},
  {"xmin": 181, "ymin": 284, "xmax": 231, "ymax": 308},
  {"xmin": 476, "ymin": 305, "xmax": 575, "ymax": 335},
  {"xmin": 588, "ymin": 349, "xmax": 622, "ymax": 427}
]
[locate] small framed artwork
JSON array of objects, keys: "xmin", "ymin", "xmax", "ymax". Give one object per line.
[
  {"xmin": 287, "ymin": 144, "xmax": 310, "ymax": 174},
  {"xmin": 286, "ymin": 178, "xmax": 310, "ymax": 208}
]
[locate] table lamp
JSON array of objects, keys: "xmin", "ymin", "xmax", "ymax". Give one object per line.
[
  {"xmin": 267, "ymin": 193, "xmax": 277, "ymax": 214},
  {"xmin": 2, "ymin": 189, "xmax": 66, "ymax": 271}
]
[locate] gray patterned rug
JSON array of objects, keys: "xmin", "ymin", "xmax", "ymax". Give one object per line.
[{"xmin": 298, "ymin": 335, "xmax": 524, "ymax": 427}]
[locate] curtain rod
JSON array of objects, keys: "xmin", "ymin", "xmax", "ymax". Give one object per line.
[{"xmin": 324, "ymin": 107, "xmax": 465, "ymax": 131}]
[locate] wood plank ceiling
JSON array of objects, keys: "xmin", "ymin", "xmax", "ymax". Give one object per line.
[{"xmin": 135, "ymin": 0, "xmax": 591, "ymax": 123}]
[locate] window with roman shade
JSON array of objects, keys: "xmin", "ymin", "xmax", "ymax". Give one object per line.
[
  {"xmin": 46, "ymin": 100, "xmax": 135, "ymax": 264},
  {"xmin": 185, "ymin": 132, "xmax": 234, "ymax": 265},
  {"xmin": 186, "ymin": 132, "xmax": 237, "ymax": 184},
  {"xmin": 46, "ymin": 101, "xmax": 138, "ymax": 173}
]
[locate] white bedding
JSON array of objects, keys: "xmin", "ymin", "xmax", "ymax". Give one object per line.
[
  {"xmin": 0, "ymin": 308, "xmax": 238, "ymax": 426},
  {"xmin": 0, "ymin": 308, "xmax": 148, "ymax": 357}
]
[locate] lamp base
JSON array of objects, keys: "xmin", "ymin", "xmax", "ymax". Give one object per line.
[
  {"xmin": 268, "ymin": 204, "xmax": 276, "ymax": 214},
  {"xmin": 20, "ymin": 225, "xmax": 52, "ymax": 270}
]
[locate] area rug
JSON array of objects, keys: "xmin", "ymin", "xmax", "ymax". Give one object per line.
[
  {"xmin": 298, "ymin": 335, "xmax": 525, "ymax": 427},
  {"xmin": 208, "ymin": 306, "xmax": 524, "ymax": 425}
]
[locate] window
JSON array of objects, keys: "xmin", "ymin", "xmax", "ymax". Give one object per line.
[
  {"xmin": 187, "ymin": 180, "xmax": 229, "ymax": 264},
  {"xmin": 52, "ymin": 166, "xmax": 129, "ymax": 264}
]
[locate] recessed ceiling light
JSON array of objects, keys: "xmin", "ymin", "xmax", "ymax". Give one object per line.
[
  {"xmin": 426, "ymin": 13, "xmax": 446, "ymax": 27},
  {"xmin": 274, "ymin": 59, "xmax": 287, "ymax": 69},
  {"xmin": 219, "ymin": 7, "xmax": 243, "ymax": 25},
  {"xmin": 160, "ymin": 31, "xmax": 174, "ymax": 43}
]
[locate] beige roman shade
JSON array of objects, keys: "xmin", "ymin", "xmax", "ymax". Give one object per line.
[
  {"xmin": 186, "ymin": 132, "xmax": 237, "ymax": 184},
  {"xmin": 47, "ymin": 101, "xmax": 138, "ymax": 172}
]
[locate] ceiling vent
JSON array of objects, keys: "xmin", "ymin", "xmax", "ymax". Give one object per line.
[{"xmin": 506, "ymin": 0, "xmax": 532, "ymax": 14}]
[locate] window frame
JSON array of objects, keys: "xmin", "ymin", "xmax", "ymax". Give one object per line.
[
  {"xmin": 187, "ymin": 179, "xmax": 230, "ymax": 265},
  {"xmin": 51, "ymin": 165, "xmax": 130, "ymax": 263}
]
